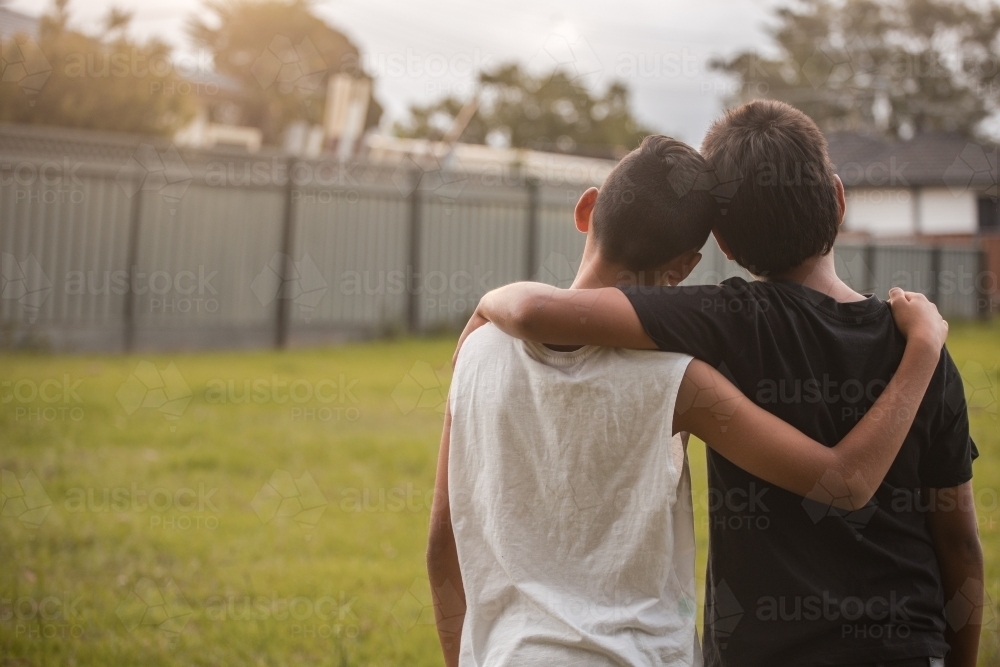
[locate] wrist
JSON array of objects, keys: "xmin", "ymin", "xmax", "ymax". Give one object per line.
[{"xmin": 902, "ymin": 333, "xmax": 942, "ymax": 358}]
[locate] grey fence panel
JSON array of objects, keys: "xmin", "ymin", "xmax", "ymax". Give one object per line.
[
  {"xmin": 0, "ymin": 169, "xmax": 133, "ymax": 348},
  {"xmin": 293, "ymin": 189, "xmax": 409, "ymax": 332},
  {"xmin": 132, "ymin": 183, "xmax": 285, "ymax": 347},
  {"xmin": 874, "ymin": 246, "xmax": 935, "ymax": 298},
  {"xmin": 834, "ymin": 244, "xmax": 873, "ymax": 293},
  {"xmin": 939, "ymin": 248, "xmax": 983, "ymax": 319},
  {"xmin": 418, "ymin": 192, "xmax": 529, "ymax": 329},
  {"xmin": 534, "ymin": 200, "xmax": 585, "ymax": 287}
]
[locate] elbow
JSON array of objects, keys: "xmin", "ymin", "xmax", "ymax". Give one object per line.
[
  {"xmin": 426, "ymin": 515, "xmax": 452, "ymax": 570},
  {"xmin": 825, "ymin": 489, "xmax": 876, "ymax": 513},
  {"xmin": 480, "ymin": 283, "xmax": 557, "ymax": 341},
  {"xmin": 507, "ymin": 292, "xmax": 550, "ymax": 340},
  {"xmin": 848, "ymin": 489, "xmax": 877, "ymax": 512},
  {"xmin": 845, "ymin": 478, "xmax": 878, "ymax": 511},
  {"xmin": 810, "ymin": 463, "xmax": 878, "ymax": 512}
]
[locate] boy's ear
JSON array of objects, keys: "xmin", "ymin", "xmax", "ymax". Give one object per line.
[
  {"xmin": 712, "ymin": 229, "xmax": 734, "ymax": 260},
  {"xmin": 664, "ymin": 250, "xmax": 702, "ymax": 286},
  {"xmin": 575, "ymin": 187, "xmax": 599, "ymax": 234},
  {"xmin": 833, "ymin": 174, "xmax": 846, "ymax": 226}
]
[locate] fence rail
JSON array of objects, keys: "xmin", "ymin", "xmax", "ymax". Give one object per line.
[{"xmin": 0, "ymin": 124, "xmax": 992, "ymax": 352}]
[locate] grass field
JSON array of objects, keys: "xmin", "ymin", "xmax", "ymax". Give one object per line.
[{"xmin": 1, "ymin": 322, "xmax": 998, "ymax": 666}]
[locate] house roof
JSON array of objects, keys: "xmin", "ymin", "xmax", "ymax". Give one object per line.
[
  {"xmin": 0, "ymin": 7, "xmax": 38, "ymax": 40},
  {"xmin": 825, "ymin": 132, "xmax": 998, "ymax": 190},
  {"xmin": 364, "ymin": 135, "xmax": 617, "ymax": 187},
  {"xmin": 184, "ymin": 70, "xmax": 244, "ymax": 97}
]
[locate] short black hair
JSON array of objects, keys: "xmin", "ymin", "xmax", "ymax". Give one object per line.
[
  {"xmin": 700, "ymin": 100, "xmax": 840, "ymax": 276},
  {"xmin": 591, "ymin": 135, "xmax": 716, "ymax": 272}
]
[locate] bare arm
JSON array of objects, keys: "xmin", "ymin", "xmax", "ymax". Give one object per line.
[
  {"xmin": 927, "ymin": 482, "xmax": 984, "ymax": 667},
  {"xmin": 455, "ymin": 283, "xmax": 651, "ymax": 365},
  {"xmin": 427, "ymin": 405, "xmax": 465, "ymax": 667},
  {"xmin": 674, "ymin": 289, "xmax": 948, "ymax": 510}
]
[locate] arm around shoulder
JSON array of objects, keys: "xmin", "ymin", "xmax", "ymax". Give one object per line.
[{"xmin": 474, "ymin": 283, "xmax": 655, "ymax": 348}]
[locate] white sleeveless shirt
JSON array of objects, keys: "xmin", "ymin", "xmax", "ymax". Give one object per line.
[{"xmin": 449, "ymin": 325, "xmax": 701, "ymax": 667}]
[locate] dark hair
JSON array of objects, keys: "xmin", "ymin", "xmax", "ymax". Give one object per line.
[
  {"xmin": 700, "ymin": 100, "xmax": 840, "ymax": 276},
  {"xmin": 591, "ymin": 135, "xmax": 716, "ymax": 272}
]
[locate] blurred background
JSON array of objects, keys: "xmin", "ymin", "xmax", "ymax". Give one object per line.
[{"xmin": 0, "ymin": 0, "xmax": 998, "ymax": 664}]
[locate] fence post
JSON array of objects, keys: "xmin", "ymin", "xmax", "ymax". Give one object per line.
[
  {"xmin": 406, "ymin": 169, "xmax": 423, "ymax": 333},
  {"xmin": 978, "ymin": 245, "xmax": 991, "ymax": 321},
  {"xmin": 928, "ymin": 245, "xmax": 942, "ymax": 305},
  {"xmin": 122, "ymin": 177, "xmax": 144, "ymax": 353},
  {"xmin": 524, "ymin": 178, "xmax": 540, "ymax": 281},
  {"xmin": 275, "ymin": 156, "xmax": 297, "ymax": 349},
  {"xmin": 864, "ymin": 243, "xmax": 877, "ymax": 295}
]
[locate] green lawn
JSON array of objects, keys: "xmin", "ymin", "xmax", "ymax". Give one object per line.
[{"xmin": 1, "ymin": 322, "xmax": 998, "ymax": 666}]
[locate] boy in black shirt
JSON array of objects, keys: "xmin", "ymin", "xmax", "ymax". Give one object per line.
[{"xmin": 458, "ymin": 100, "xmax": 983, "ymax": 666}]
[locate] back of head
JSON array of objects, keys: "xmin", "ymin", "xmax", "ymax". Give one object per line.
[
  {"xmin": 591, "ymin": 135, "xmax": 716, "ymax": 272},
  {"xmin": 700, "ymin": 100, "xmax": 840, "ymax": 276}
]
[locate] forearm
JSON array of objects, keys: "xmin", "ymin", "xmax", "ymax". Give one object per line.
[
  {"xmin": 476, "ymin": 283, "xmax": 558, "ymax": 341},
  {"xmin": 826, "ymin": 339, "xmax": 941, "ymax": 505},
  {"xmin": 427, "ymin": 525, "xmax": 466, "ymax": 667},
  {"xmin": 428, "ymin": 406, "xmax": 464, "ymax": 666},
  {"xmin": 939, "ymin": 547, "xmax": 984, "ymax": 667},
  {"xmin": 929, "ymin": 483, "xmax": 984, "ymax": 667},
  {"xmin": 474, "ymin": 283, "xmax": 653, "ymax": 348},
  {"xmin": 680, "ymin": 339, "xmax": 941, "ymax": 510}
]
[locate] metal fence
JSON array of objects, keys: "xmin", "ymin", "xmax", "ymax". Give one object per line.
[{"xmin": 0, "ymin": 124, "xmax": 991, "ymax": 352}]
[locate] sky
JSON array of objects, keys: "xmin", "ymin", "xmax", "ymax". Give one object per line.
[{"xmin": 8, "ymin": 0, "xmax": 786, "ymax": 145}]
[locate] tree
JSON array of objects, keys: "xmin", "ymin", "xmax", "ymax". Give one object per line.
[
  {"xmin": 188, "ymin": 0, "xmax": 381, "ymax": 145},
  {"xmin": 712, "ymin": 0, "xmax": 1000, "ymax": 139},
  {"xmin": 394, "ymin": 62, "xmax": 651, "ymax": 158},
  {"xmin": 0, "ymin": 0, "xmax": 196, "ymax": 135}
]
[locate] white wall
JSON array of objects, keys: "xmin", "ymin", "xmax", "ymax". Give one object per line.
[
  {"xmin": 918, "ymin": 188, "xmax": 978, "ymax": 235},
  {"xmin": 844, "ymin": 187, "xmax": 978, "ymax": 236},
  {"xmin": 843, "ymin": 188, "xmax": 913, "ymax": 236}
]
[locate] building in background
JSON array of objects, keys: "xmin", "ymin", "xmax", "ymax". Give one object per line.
[
  {"xmin": 363, "ymin": 134, "xmax": 616, "ymax": 186},
  {"xmin": 175, "ymin": 71, "xmax": 376, "ymax": 158},
  {"xmin": 0, "ymin": 6, "xmax": 38, "ymax": 40},
  {"xmin": 828, "ymin": 132, "xmax": 1000, "ymax": 312},
  {"xmin": 828, "ymin": 133, "xmax": 999, "ymax": 239},
  {"xmin": 174, "ymin": 71, "xmax": 264, "ymax": 153}
]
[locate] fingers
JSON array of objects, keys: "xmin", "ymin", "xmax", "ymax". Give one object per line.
[{"xmin": 888, "ymin": 288, "xmax": 933, "ymax": 304}]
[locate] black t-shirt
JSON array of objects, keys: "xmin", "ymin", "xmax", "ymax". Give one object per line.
[{"xmin": 621, "ymin": 278, "xmax": 977, "ymax": 667}]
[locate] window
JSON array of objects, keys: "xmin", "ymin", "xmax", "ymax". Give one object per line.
[{"xmin": 978, "ymin": 196, "xmax": 1000, "ymax": 233}]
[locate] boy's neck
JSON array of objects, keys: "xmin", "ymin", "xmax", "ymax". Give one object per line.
[
  {"xmin": 542, "ymin": 251, "xmax": 622, "ymax": 351},
  {"xmin": 570, "ymin": 250, "xmax": 622, "ymax": 290},
  {"xmin": 768, "ymin": 250, "xmax": 866, "ymax": 303}
]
